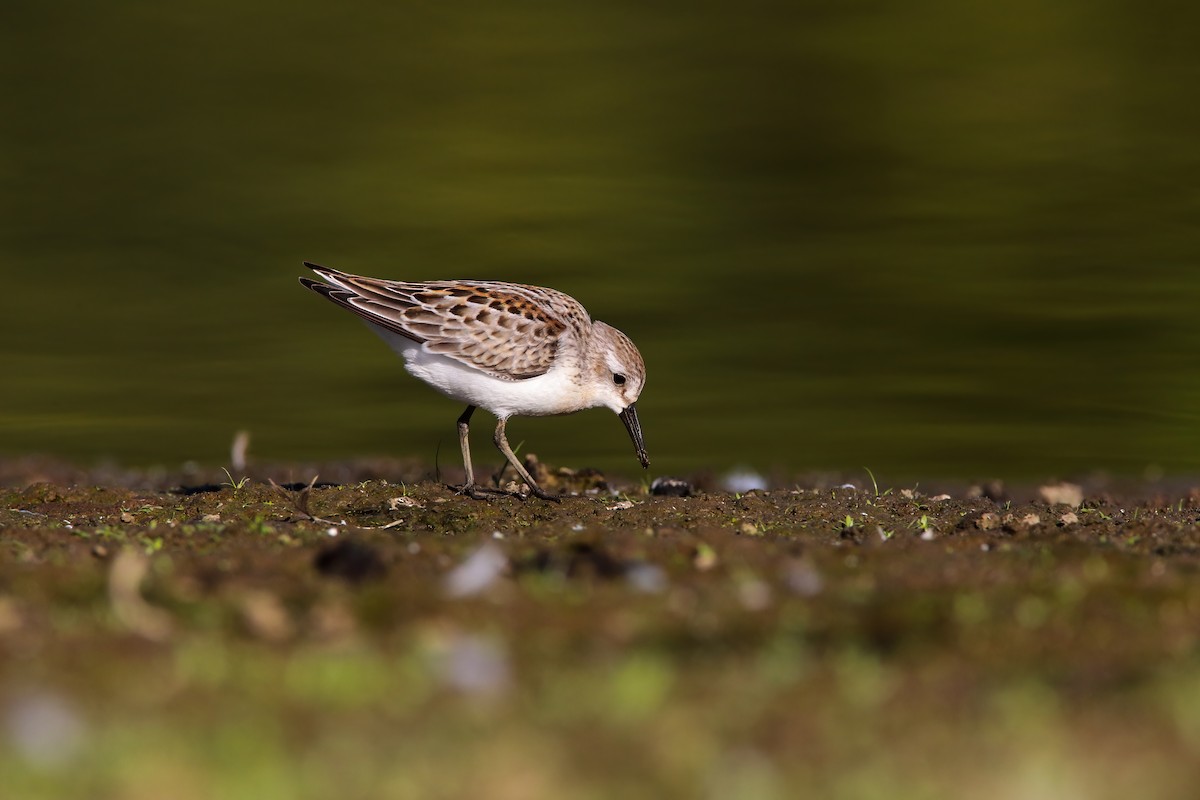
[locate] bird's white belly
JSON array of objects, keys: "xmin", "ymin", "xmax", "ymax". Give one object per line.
[{"xmin": 383, "ymin": 335, "xmax": 584, "ymax": 418}]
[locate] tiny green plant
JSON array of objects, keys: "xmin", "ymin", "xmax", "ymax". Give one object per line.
[
  {"xmin": 248, "ymin": 514, "xmax": 274, "ymax": 536},
  {"xmin": 95, "ymin": 525, "xmax": 127, "ymax": 542},
  {"xmin": 754, "ymin": 515, "xmax": 777, "ymax": 534},
  {"xmin": 864, "ymin": 467, "xmax": 880, "ymax": 498},
  {"xmin": 221, "ymin": 467, "xmax": 250, "ymax": 492},
  {"xmin": 139, "ymin": 535, "xmax": 164, "ymax": 555}
]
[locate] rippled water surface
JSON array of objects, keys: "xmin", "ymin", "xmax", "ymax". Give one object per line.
[{"xmin": 4, "ymin": 2, "xmax": 1199, "ymax": 481}]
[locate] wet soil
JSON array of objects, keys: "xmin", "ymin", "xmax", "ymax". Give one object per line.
[{"xmin": 3, "ymin": 457, "xmax": 1200, "ymax": 798}]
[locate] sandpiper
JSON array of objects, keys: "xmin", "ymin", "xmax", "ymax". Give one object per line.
[{"xmin": 300, "ymin": 262, "xmax": 648, "ymax": 500}]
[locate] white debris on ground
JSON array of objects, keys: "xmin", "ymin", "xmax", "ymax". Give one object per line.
[
  {"xmin": 388, "ymin": 495, "xmax": 424, "ymax": 510},
  {"xmin": 5, "ymin": 691, "xmax": 86, "ymax": 770},
  {"xmin": 783, "ymin": 559, "xmax": 823, "ymax": 597},
  {"xmin": 1038, "ymin": 482, "xmax": 1084, "ymax": 508},
  {"xmin": 443, "ymin": 543, "xmax": 508, "ymax": 598},
  {"xmin": 429, "ymin": 633, "xmax": 510, "ymax": 696},
  {"xmin": 737, "ymin": 576, "xmax": 772, "ymax": 611},
  {"xmin": 625, "ymin": 563, "xmax": 668, "ymax": 594},
  {"xmin": 108, "ymin": 550, "xmax": 171, "ymax": 641},
  {"xmin": 230, "ymin": 430, "xmax": 250, "ymax": 472},
  {"xmin": 722, "ymin": 468, "xmax": 768, "ymax": 493}
]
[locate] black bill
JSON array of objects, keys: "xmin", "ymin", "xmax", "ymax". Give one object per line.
[{"xmin": 618, "ymin": 403, "xmax": 650, "ymax": 469}]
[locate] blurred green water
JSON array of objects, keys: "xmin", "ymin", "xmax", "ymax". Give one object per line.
[{"xmin": 3, "ymin": 1, "xmax": 1199, "ymax": 481}]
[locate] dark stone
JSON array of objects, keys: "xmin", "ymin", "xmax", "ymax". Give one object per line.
[
  {"xmin": 314, "ymin": 538, "xmax": 386, "ymax": 583},
  {"xmin": 650, "ymin": 476, "xmax": 693, "ymax": 497}
]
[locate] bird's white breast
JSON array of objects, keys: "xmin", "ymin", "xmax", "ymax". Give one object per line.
[{"xmin": 373, "ymin": 327, "xmax": 587, "ymax": 418}]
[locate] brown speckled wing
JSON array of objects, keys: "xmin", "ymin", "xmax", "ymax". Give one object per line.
[{"xmin": 302, "ymin": 263, "xmax": 590, "ymax": 380}]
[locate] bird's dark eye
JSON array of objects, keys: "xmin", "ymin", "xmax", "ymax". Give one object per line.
[{"xmin": 612, "ymin": 373, "xmax": 626, "ymax": 386}]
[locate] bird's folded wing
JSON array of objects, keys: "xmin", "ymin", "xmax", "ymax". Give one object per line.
[{"xmin": 303, "ymin": 265, "xmax": 586, "ymax": 381}]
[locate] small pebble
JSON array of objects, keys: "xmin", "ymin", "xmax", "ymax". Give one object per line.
[
  {"xmin": 738, "ymin": 578, "xmax": 772, "ymax": 611},
  {"xmin": 976, "ymin": 513, "xmax": 1000, "ymax": 531},
  {"xmin": 313, "ymin": 539, "xmax": 387, "ymax": 583},
  {"xmin": 626, "ymin": 563, "xmax": 668, "ymax": 594},
  {"xmin": 435, "ymin": 634, "xmax": 510, "ymax": 695},
  {"xmin": 650, "ymin": 477, "xmax": 693, "ymax": 497},
  {"xmin": 693, "ymin": 543, "xmax": 718, "ymax": 571},
  {"xmin": 783, "ymin": 560, "xmax": 823, "ymax": 596},
  {"xmin": 1039, "ymin": 482, "xmax": 1083, "ymax": 508},
  {"xmin": 723, "ymin": 468, "xmax": 768, "ymax": 493},
  {"xmin": 388, "ymin": 495, "xmax": 424, "ymax": 510},
  {"xmin": 444, "ymin": 544, "xmax": 507, "ymax": 598},
  {"xmin": 5, "ymin": 692, "xmax": 86, "ymax": 769}
]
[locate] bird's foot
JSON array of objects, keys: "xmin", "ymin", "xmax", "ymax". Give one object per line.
[
  {"xmin": 525, "ymin": 484, "xmax": 562, "ymax": 503},
  {"xmin": 454, "ymin": 483, "xmax": 508, "ymax": 500},
  {"xmin": 465, "ymin": 479, "xmax": 564, "ymax": 503},
  {"xmin": 494, "ymin": 476, "xmax": 562, "ymax": 503},
  {"xmin": 453, "ymin": 482, "xmax": 561, "ymax": 503}
]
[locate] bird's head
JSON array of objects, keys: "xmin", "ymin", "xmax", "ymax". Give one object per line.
[{"xmin": 588, "ymin": 321, "xmax": 649, "ymax": 469}]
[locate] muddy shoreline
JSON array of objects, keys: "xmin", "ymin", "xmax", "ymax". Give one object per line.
[{"xmin": 3, "ymin": 457, "xmax": 1200, "ymax": 797}]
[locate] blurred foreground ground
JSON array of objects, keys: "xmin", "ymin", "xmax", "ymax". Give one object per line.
[{"xmin": 3, "ymin": 458, "xmax": 1200, "ymax": 799}]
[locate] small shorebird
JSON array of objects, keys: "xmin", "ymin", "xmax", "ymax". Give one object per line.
[{"xmin": 299, "ymin": 262, "xmax": 648, "ymax": 500}]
